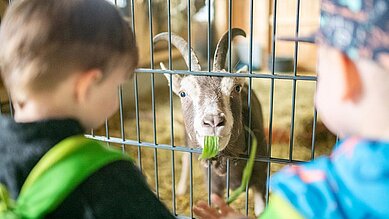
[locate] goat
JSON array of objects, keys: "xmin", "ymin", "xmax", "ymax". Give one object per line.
[{"xmin": 154, "ymin": 28, "xmax": 267, "ymax": 215}]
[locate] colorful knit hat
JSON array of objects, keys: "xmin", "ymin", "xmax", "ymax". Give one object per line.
[{"xmin": 281, "ymin": 0, "xmax": 389, "ymax": 71}]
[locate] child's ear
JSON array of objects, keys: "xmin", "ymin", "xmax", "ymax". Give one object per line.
[
  {"xmin": 340, "ymin": 53, "xmax": 363, "ymax": 103},
  {"xmin": 74, "ymin": 69, "xmax": 103, "ymax": 103}
]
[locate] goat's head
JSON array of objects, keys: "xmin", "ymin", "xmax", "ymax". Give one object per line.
[{"xmin": 154, "ymin": 28, "xmax": 247, "ymax": 151}]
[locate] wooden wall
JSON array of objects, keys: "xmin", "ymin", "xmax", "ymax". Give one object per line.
[{"xmin": 214, "ymin": 0, "xmax": 320, "ymax": 72}]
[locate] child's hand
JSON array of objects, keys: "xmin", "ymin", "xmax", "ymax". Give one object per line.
[{"xmin": 193, "ymin": 194, "xmax": 249, "ymax": 219}]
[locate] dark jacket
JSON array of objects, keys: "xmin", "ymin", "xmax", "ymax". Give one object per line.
[{"xmin": 0, "ymin": 116, "xmax": 175, "ymax": 218}]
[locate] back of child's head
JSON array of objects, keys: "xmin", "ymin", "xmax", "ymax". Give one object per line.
[
  {"xmin": 314, "ymin": 0, "xmax": 389, "ymax": 139},
  {"xmin": 0, "ymin": 0, "xmax": 138, "ymax": 101},
  {"xmin": 318, "ymin": 0, "xmax": 388, "ymax": 71}
]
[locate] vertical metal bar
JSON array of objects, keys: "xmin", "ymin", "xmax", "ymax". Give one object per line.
[
  {"xmin": 288, "ymin": 88, "xmax": 297, "ymax": 162},
  {"xmin": 167, "ymin": 0, "xmax": 176, "ymax": 215},
  {"xmin": 311, "ymin": 109, "xmax": 318, "ymax": 160},
  {"xmin": 128, "ymin": 4, "xmax": 136, "ymax": 141},
  {"xmin": 288, "ymin": 0, "xmax": 301, "ymax": 162},
  {"xmin": 148, "ymin": 0, "xmax": 160, "ymax": 199},
  {"xmin": 167, "ymin": 0, "xmax": 173, "ymax": 70},
  {"xmin": 187, "ymin": 2, "xmax": 193, "ymax": 216},
  {"xmin": 245, "ymin": 0, "xmax": 255, "ymax": 215},
  {"xmin": 148, "ymin": 0, "xmax": 155, "ymax": 163},
  {"xmin": 134, "ymin": 73, "xmax": 142, "ymax": 170},
  {"xmin": 187, "ymin": 0, "xmax": 192, "ymax": 71},
  {"xmin": 207, "ymin": 0, "xmax": 212, "ymax": 206},
  {"xmin": 266, "ymin": 0, "xmax": 278, "ymax": 205},
  {"xmin": 227, "ymin": 0, "xmax": 232, "ymax": 73},
  {"xmin": 152, "ymin": 92, "xmax": 160, "ymax": 197},
  {"xmin": 226, "ymin": 158, "xmax": 231, "ymax": 201},
  {"xmin": 0, "ymin": 97, "xmax": 2, "ymax": 115},
  {"xmin": 119, "ymin": 85, "xmax": 126, "ymax": 153},
  {"xmin": 207, "ymin": 0, "xmax": 212, "ymax": 72},
  {"xmin": 129, "ymin": 0, "xmax": 141, "ymax": 171},
  {"xmin": 148, "ymin": 2, "xmax": 156, "ymax": 66},
  {"xmin": 248, "ymin": 0, "xmax": 254, "ymax": 76},
  {"xmin": 169, "ymin": 50, "xmax": 177, "ymax": 216},
  {"xmin": 105, "ymin": 119, "xmax": 110, "ymax": 140},
  {"xmin": 189, "ymin": 153, "xmax": 194, "ymax": 218},
  {"xmin": 207, "ymin": 160, "xmax": 212, "ymax": 206},
  {"xmin": 130, "ymin": 0, "xmax": 136, "ymax": 36},
  {"xmin": 207, "ymin": 0, "xmax": 213, "ymax": 207},
  {"xmin": 187, "ymin": 0, "xmax": 193, "ymax": 218}
]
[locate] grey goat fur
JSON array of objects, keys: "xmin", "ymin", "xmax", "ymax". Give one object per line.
[{"xmin": 154, "ymin": 28, "xmax": 268, "ymax": 215}]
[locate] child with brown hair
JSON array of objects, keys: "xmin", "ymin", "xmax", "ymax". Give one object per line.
[
  {"xmin": 194, "ymin": 0, "xmax": 389, "ymax": 218},
  {"xmin": 0, "ymin": 0, "xmax": 175, "ymax": 218}
]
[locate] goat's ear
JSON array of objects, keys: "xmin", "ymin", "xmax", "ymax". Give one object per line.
[
  {"xmin": 160, "ymin": 62, "xmax": 182, "ymax": 94},
  {"xmin": 236, "ymin": 65, "xmax": 248, "ymax": 84},
  {"xmin": 236, "ymin": 65, "xmax": 248, "ymax": 73}
]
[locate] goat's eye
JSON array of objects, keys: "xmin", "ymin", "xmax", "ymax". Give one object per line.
[
  {"xmin": 179, "ymin": 91, "xmax": 187, "ymax": 98},
  {"xmin": 235, "ymin": 85, "xmax": 242, "ymax": 93}
]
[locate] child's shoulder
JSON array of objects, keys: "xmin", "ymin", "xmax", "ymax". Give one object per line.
[{"xmin": 270, "ymin": 137, "xmax": 389, "ymax": 218}]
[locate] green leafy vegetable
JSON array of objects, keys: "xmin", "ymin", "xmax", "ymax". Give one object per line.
[
  {"xmin": 198, "ymin": 130, "xmax": 258, "ymax": 204},
  {"xmin": 199, "ymin": 136, "xmax": 220, "ymax": 160},
  {"xmin": 227, "ymin": 127, "xmax": 257, "ymax": 204}
]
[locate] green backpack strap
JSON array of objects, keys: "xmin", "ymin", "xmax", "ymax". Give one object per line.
[{"xmin": 1, "ymin": 135, "xmax": 132, "ymax": 219}]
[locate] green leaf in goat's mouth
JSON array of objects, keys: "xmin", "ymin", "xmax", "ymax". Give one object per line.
[{"xmin": 198, "ymin": 136, "xmax": 219, "ymax": 160}]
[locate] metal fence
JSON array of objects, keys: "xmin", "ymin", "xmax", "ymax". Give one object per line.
[
  {"xmin": 91, "ymin": 0, "xmax": 322, "ymax": 218},
  {"xmin": 0, "ymin": 0, "xmax": 326, "ymax": 218}
]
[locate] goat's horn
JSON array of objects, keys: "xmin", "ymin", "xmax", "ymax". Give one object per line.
[
  {"xmin": 154, "ymin": 33, "xmax": 201, "ymax": 71},
  {"xmin": 213, "ymin": 28, "xmax": 246, "ymax": 71},
  {"xmin": 160, "ymin": 62, "xmax": 167, "ymax": 70}
]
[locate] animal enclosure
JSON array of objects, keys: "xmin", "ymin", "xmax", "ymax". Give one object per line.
[{"xmin": 0, "ymin": 0, "xmax": 337, "ymax": 218}]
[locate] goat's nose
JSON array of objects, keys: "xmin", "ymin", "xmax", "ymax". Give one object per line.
[{"xmin": 202, "ymin": 115, "xmax": 225, "ymax": 128}]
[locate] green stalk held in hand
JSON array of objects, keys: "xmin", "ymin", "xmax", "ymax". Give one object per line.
[
  {"xmin": 198, "ymin": 129, "xmax": 257, "ymax": 204},
  {"xmin": 227, "ymin": 127, "xmax": 257, "ymax": 204},
  {"xmin": 199, "ymin": 136, "xmax": 220, "ymax": 160}
]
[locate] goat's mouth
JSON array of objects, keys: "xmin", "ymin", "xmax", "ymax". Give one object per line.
[{"xmin": 195, "ymin": 132, "xmax": 231, "ymax": 151}]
